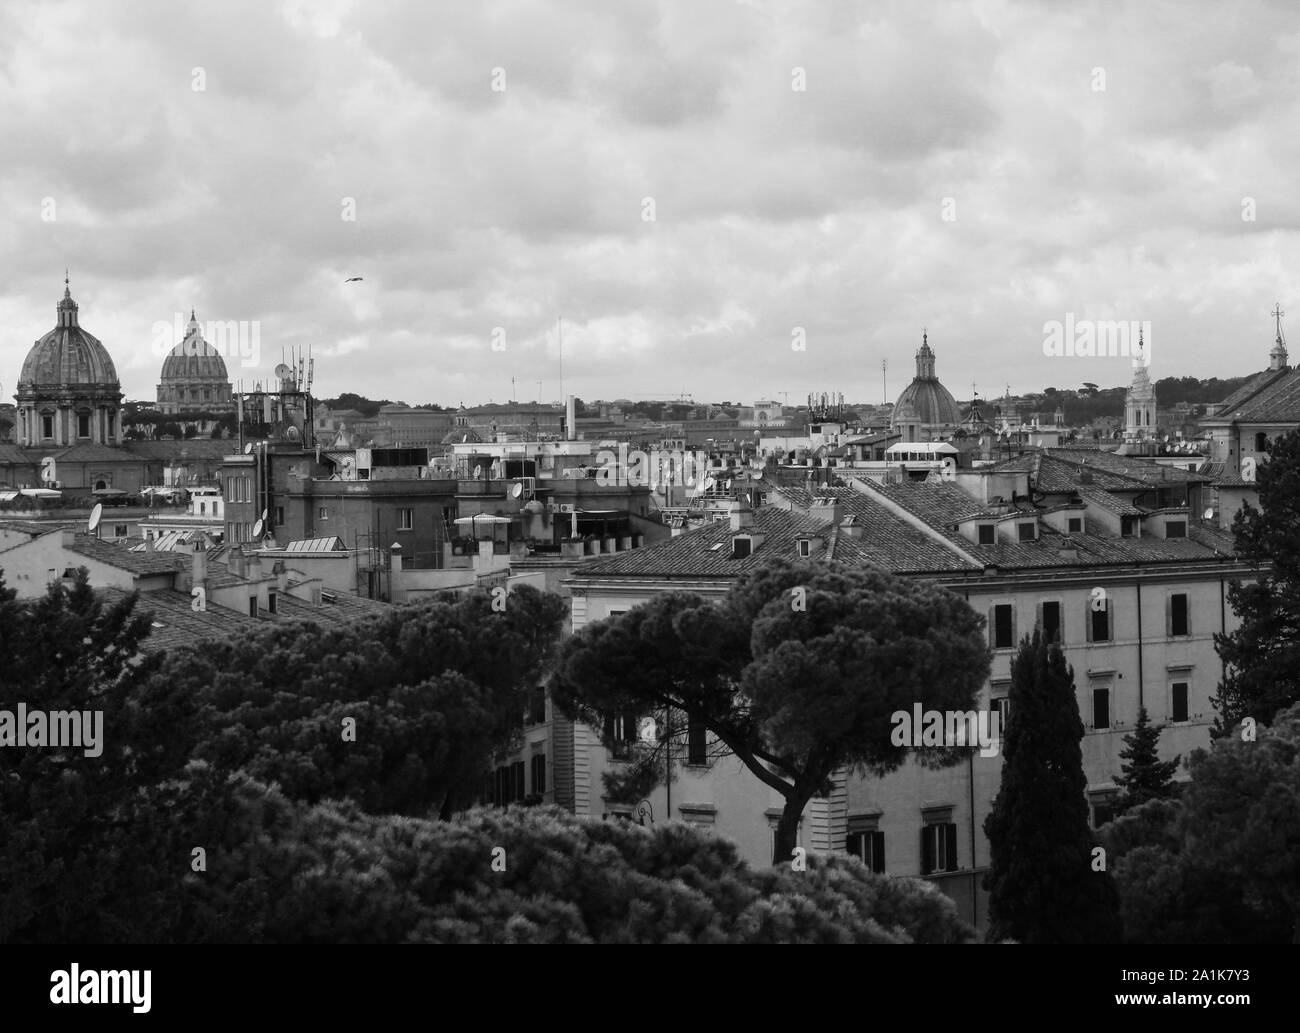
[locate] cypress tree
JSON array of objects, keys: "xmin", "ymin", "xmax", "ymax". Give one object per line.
[
  {"xmin": 983, "ymin": 629, "xmax": 1122, "ymax": 943},
  {"xmin": 1113, "ymin": 706, "xmax": 1180, "ymax": 816},
  {"xmin": 1213, "ymin": 428, "xmax": 1300, "ymax": 733}
]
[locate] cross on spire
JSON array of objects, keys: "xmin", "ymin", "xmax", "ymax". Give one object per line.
[{"xmin": 1273, "ymin": 303, "xmax": 1285, "ymax": 343}]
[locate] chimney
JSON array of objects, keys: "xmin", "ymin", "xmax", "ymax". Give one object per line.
[
  {"xmin": 229, "ymin": 548, "xmax": 246, "ymax": 578},
  {"xmin": 192, "ymin": 538, "xmax": 207, "ymax": 589},
  {"xmin": 729, "ymin": 502, "xmax": 754, "ymax": 531},
  {"xmin": 144, "ymin": 535, "xmax": 155, "ymax": 552},
  {"xmin": 389, "ymin": 543, "xmax": 406, "ymax": 603},
  {"xmin": 272, "ymin": 559, "xmax": 287, "ymax": 592},
  {"xmin": 565, "ymin": 395, "xmax": 576, "ymax": 440},
  {"xmin": 809, "ymin": 496, "xmax": 843, "ymax": 526},
  {"xmin": 245, "ymin": 552, "xmax": 262, "ymax": 581},
  {"xmin": 839, "ymin": 514, "xmax": 863, "ymax": 538},
  {"xmin": 61, "ymin": 528, "xmax": 76, "ymax": 548}
]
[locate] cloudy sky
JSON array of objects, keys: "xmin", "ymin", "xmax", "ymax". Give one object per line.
[{"xmin": 2, "ymin": 0, "xmax": 1299, "ymax": 410}]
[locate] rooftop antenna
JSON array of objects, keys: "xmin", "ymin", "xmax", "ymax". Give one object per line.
[
  {"xmin": 558, "ymin": 316, "xmax": 564, "ymax": 405},
  {"xmin": 881, "ymin": 359, "xmax": 887, "ymax": 404}
]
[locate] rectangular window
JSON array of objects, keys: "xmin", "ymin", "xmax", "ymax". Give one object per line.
[
  {"xmin": 1017, "ymin": 522, "xmax": 1036, "ymax": 542},
  {"xmin": 1067, "ymin": 517, "xmax": 1083, "ymax": 534},
  {"xmin": 530, "ymin": 753, "xmax": 546, "ymax": 797},
  {"xmin": 921, "ymin": 823, "xmax": 958, "ymax": 875},
  {"xmin": 1040, "ymin": 600, "xmax": 1062, "ymax": 644},
  {"xmin": 797, "ymin": 539, "xmax": 811, "ymax": 557},
  {"xmin": 1091, "ymin": 793, "xmax": 1119, "ymax": 828},
  {"xmin": 113, "ymin": 524, "xmax": 128, "ymax": 538},
  {"xmin": 1170, "ymin": 593, "xmax": 1189, "ymax": 637},
  {"xmin": 248, "ymin": 596, "xmax": 258, "ymax": 618},
  {"xmin": 978, "ymin": 524, "xmax": 995, "ymax": 545},
  {"xmin": 687, "ymin": 715, "xmax": 707, "ymax": 765},
  {"xmin": 1172, "ymin": 682, "xmax": 1189, "ymax": 722},
  {"xmin": 1092, "ymin": 687, "xmax": 1110, "ymax": 729},
  {"xmin": 77, "ymin": 412, "xmax": 90, "ymax": 438},
  {"xmin": 41, "ymin": 415, "xmax": 53, "ymax": 439},
  {"xmin": 275, "ymin": 506, "xmax": 284, "ymax": 526},
  {"xmin": 992, "ymin": 604, "xmax": 1015, "ymax": 649},
  {"xmin": 398, "ymin": 508, "xmax": 414, "ymax": 530},
  {"xmin": 604, "ymin": 710, "xmax": 638, "ymax": 760},
  {"xmin": 1089, "ymin": 599, "xmax": 1111, "ymax": 642},
  {"xmin": 732, "ymin": 536, "xmax": 751, "ymax": 559},
  {"xmin": 267, "ymin": 591, "xmax": 277, "ymax": 615},
  {"xmin": 1166, "ymin": 520, "xmax": 1187, "ymax": 539},
  {"xmin": 992, "ymin": 695, "xmax": 1010, "ymax": 730},
  {"xmin": 846, "ymin": 831, "xmax": 886, "ymax": 874},
  {"xmin": 527, "ymin": 686, "xmax": 547, "ymax": 726},
  {"xmin": 319, "ymin": 506, "xmax": 328, "ymax": 521},
  {"xmin": 1121, "ymin": 516, "xmax": 1136, "ymax": 537}
]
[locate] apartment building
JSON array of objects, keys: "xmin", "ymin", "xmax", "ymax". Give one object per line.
[{"xmin": 528, "ymin": 452, "xmax": 1252, "ymax": 928}]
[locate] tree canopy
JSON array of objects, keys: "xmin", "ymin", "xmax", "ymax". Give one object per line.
[{"xmin": 552, "ymin": 556, "xmax": 992, "ymax": 864}]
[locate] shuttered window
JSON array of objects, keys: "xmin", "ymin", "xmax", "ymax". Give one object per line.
[{"xmin": 921, "ymin": 823, "xmax": 958, "ymax": 875}]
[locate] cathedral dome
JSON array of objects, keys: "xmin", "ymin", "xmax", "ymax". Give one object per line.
[
  {"xmin": 160, "ymin": 312, "xmax": 230, "ymax": 383},
  {"xmin": 19, "ymin": 283, "xmax": 119, "ymax": 389},
  {"xmin": 893, "ymin": 331, "xmax": 961, "ymax": 427}
]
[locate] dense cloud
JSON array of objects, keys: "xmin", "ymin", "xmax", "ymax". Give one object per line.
[{"xmin": 1, "ymin": 0, "xmax": 1298, "ymax": 406}]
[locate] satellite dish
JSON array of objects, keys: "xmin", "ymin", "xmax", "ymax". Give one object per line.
[
  {"xmin": 511, "ymin": 482, "xmax": 524, "ymax": 498},
  {"xmin": 261, "ymin": 509, "xmax": 268, "ymax": 521},
  {"xmin": 252, "ymin": 518, "xmax": 264, "ymax": 538},
  {"xmin": 1203, "ymin": 508, "xmax": 1214, "ymax": 520},
  {"xmin": 88, "ymin": 503, "xmax": 103, "ymax": 533},
  {"xmin": 274, "ymin": 363, "xmax": 291, "ymax": 379},
  {"xmin": 244, "ymin": 442, "xmax": 255, "ymax": 454}
]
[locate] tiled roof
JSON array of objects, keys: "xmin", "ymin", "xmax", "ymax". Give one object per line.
[
  {"xmin": 99, "ymin": 582, "xmax": 388, "ymax": 654},
  {"xmin": 67, "ymin": 534, "xmax": 187, "ymax": 575},
  {"xmin": 1078, "ymin": 484, "xmax": 1145, "ymax": 516},
  {"xmin": 0, "ymin": 519, "xmax": 67, "ymax": 538},
  {"xmin": 575, "ymin": 508, "xmax": 833, "ymax": 579},
  {"xmin": 775, "ymin": 485, "xmax": 976, "ymax": 573},
  {"xmin": 864, "ymin": 480, "xmax": 1236, "ymax": 570},
  {"xmin": 1227, "ymin": 369, "xmax": 1300, "ymax": 421},
  {"xmin": 1206, "ymin": 368, "xmax": 1293, "ymax": 419},
  {"xmin": 101, "ymin": 587, "xmax": 263, "ymax": 653}
]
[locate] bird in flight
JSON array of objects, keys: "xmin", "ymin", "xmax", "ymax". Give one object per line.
[{"xmin": 345, "ymin": 276, "xmax": 363, "ymax": 282}]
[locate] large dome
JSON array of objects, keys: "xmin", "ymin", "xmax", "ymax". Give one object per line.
[
  {"xmin": 893, "ymin": 332, "xmax": 961, "ymax": 426},
  {"xmin": 160, "ymin": 313, "xmax": 230, "ymax": 382},
  {"xmin": 19, "ymin": 284, "xmax": 119, "ymax": 389}
]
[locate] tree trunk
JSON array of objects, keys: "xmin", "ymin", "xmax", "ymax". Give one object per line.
[{"xmin": 771, "ymin": 794, "xmax": 809, "ymax": 866}]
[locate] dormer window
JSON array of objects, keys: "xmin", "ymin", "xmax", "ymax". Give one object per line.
[
  {"xmin": 1166, "ymin": 520, "xmax": 1187, "ymax": 539},
  {"xmin": 1067, "ymin": 517, "xmax": 1083, "ymax": 534},
  {"xmin": 977, "ymin": 524, "xmax": 995, "ymax": 545},
  {"xmin": 732, "ymin": 535, "xmax": 752, "ymax": 559},
  {"xmin": 796, "ymin": 538, "xmax": 811, "ymax": 558},
  {"xmin": 1017, "ymin": 522, "xmax": 1036, "ymax": 542},
  {"xmin": 1120, "ymin": 516, "xmax": 1137, "ymax": 537}
]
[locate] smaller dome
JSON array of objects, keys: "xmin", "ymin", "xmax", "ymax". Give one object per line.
[
  {"xmin": 160, "ymin": 312, "xmax": 230, "ymax": 383},
  {"xmin": 442, "ymin": 428, "xmax": 482, "ymax": 444}
]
